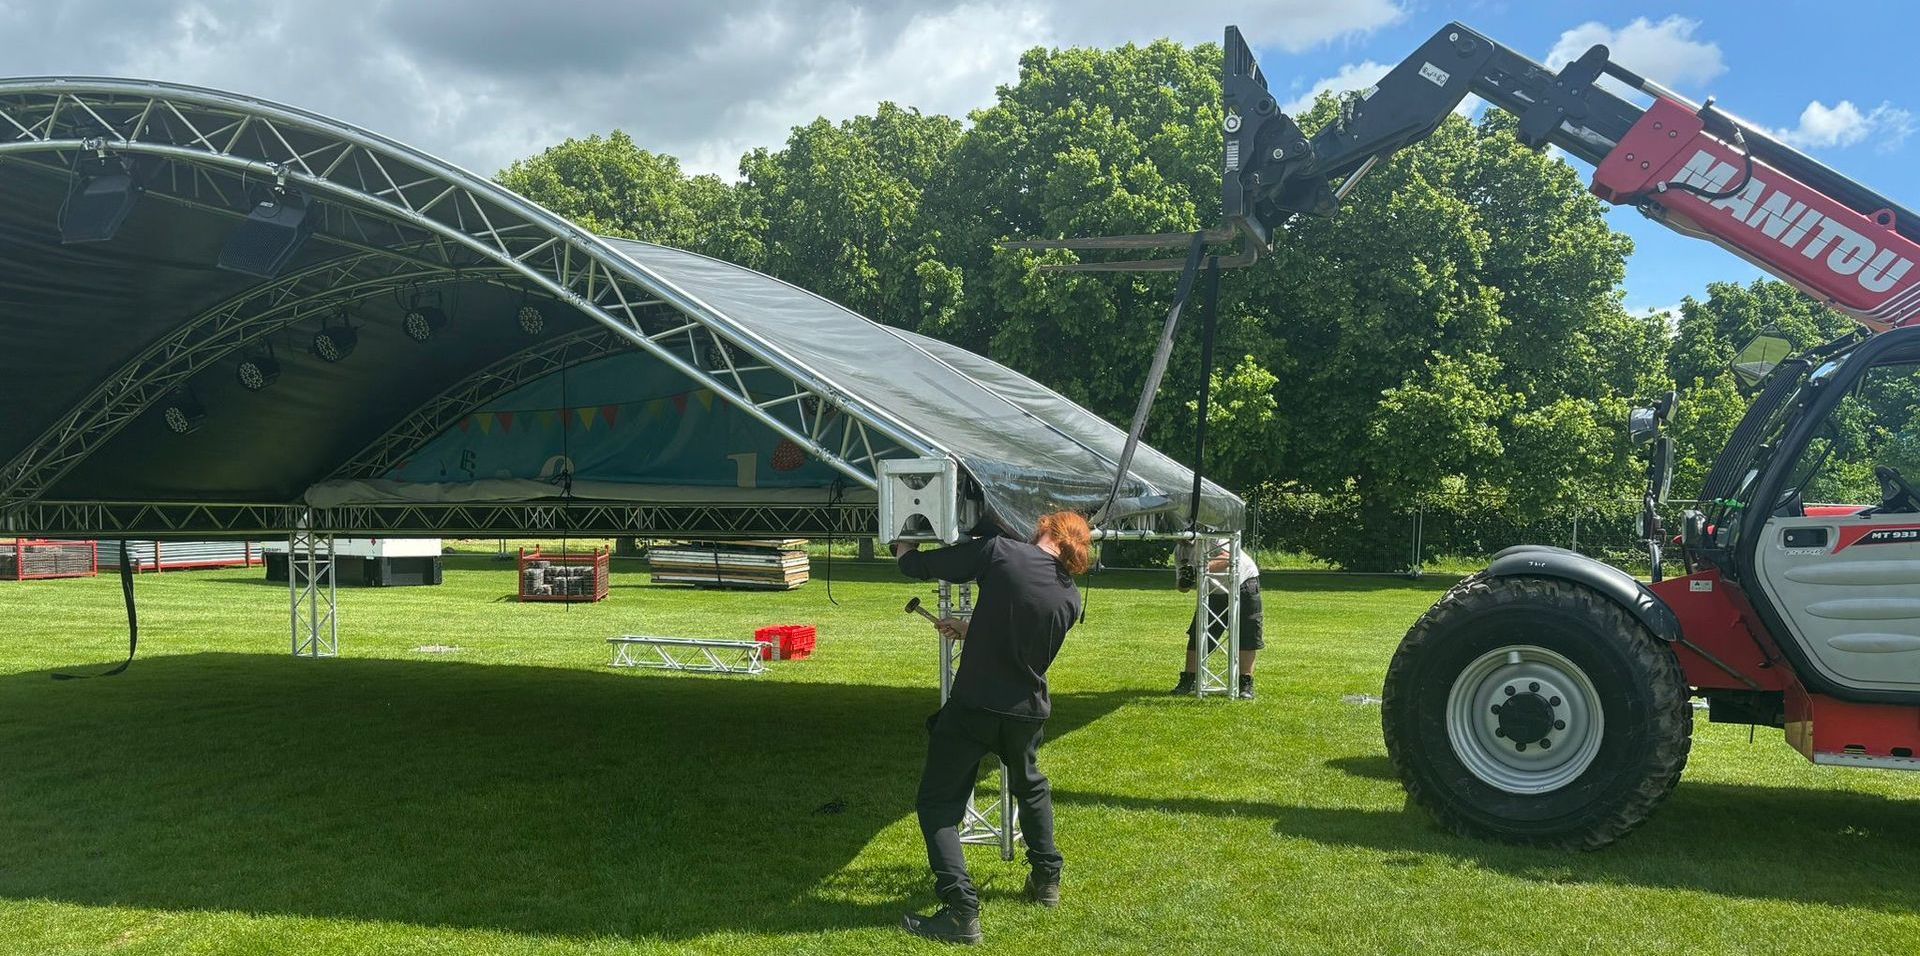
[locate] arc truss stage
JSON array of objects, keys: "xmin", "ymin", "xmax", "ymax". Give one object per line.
[{"xmin": 0, "ymin": 78, "xmax": 1241, "ymax": 543}]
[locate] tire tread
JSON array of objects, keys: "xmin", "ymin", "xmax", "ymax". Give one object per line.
[{"xmin": 1382, "ymin": 575, "xmax": 1693, "ymax": 850}]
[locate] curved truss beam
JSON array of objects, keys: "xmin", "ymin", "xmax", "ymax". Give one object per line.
[
  {"xmin": 331, "ymin": 326, "xmax": 629, "ymax": 481},
  {"xmin": 0, "ymin": 247, "xmax": 468, "ymax": 502},
  {"xmin": 0, "ymin": 81, "xmax": 942, "ymax": 511}
]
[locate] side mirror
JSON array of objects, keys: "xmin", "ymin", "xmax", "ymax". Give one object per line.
[
  {"xmin": 1654, "ymin": 389, "xmax": 1677, "ymax": 423},
  {"xmin": 1649, "ymin": 435, "xmax": 1675, "ymax": 505},
  {"xmin": 1629, "ymin": 407, "xmax": 1659, "ymax": 445},
  {"xmin": 1732, "ymin": 332, "xmax": 1794, "ymax": 390}
]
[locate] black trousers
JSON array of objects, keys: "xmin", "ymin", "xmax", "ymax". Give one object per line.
[{"xmin": 916, "ymin": 704, "xmax": 1062, "ymax": 914}]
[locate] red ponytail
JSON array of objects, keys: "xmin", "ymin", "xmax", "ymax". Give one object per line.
[{"xmin": 1036, "ymin": 510, "xmax": 1093, "ymax": 575}]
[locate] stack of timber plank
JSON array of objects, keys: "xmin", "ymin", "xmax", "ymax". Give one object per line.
[{"xmin": 648, "ymin": 540, "xmax": 810, "ymax": 591}]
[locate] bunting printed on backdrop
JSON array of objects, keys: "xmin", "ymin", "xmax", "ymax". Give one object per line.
[
  {"xmin": 446, "ymin": 388, "xmax": 711, "ymax": 444},
  {"xmin": 392, "ymin": 350, "xmax": 838, "ymax": 491}
]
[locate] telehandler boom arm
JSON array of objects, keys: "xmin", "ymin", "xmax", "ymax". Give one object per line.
[{"xmin": 1226, "ymin": 22, "xmax": 1920, "ymax": 329}]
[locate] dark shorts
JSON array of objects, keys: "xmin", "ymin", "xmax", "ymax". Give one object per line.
[{"xmin": 1189, "ymin": 580, "xmax": 1264, "ymax": 651}]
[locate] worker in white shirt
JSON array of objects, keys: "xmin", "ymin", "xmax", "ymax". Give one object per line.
[{"xmin": 1171, "ymin": 541, "xmax": 1263, "ymax": 699}]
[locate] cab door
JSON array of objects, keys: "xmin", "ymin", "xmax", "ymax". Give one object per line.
[
  {"xmin": 1756, "ymin": 513, "xmax": 1920, "ymax": 693},
  {"xmin": 1751, "ymin": 356, "xmax": 1920, "ymax": 695}
]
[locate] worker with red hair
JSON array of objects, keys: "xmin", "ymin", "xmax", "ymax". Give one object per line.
[{"xmin": 893, "ymin": 509, "xmax": 1091, "ymax": 945}]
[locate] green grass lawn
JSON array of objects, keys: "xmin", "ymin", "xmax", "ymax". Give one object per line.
[{"xmin": 1, "ymin": 555, "xmax": 1917, "ymax": 955}]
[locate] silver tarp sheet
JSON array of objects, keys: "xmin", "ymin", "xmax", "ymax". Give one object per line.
[{"xmin": 607, "ymin": 240, "xmax": 1245, "ymax": 535}]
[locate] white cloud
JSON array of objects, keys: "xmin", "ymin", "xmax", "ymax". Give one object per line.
[
  {"xmin": 0, "ymin": 0, "xmax": 1407, "ymax": 178},
  {"xmin": 1281, "ymin": 60, "xmax": 1390, "ymax": 115},
  {"xmin": 1547, "ymin": 16, "xmax": 1725, "ymax": 93},
  {"xmin": 1771, "ymin": 99, "xmax": 1916, "ymax": 152},
  {"xmin": 1282, "ymin": 60, "xmax": 1482, "ymax": 118}
]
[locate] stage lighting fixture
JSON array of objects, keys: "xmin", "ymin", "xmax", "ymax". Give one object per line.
[
  {"xmin": 218, "ymin": 188, "xmax": 315, "ymax": 278},
  {"xmin": 58, "ymin": 158, "xmax": 141, "ymax": 244},
  {"xmin": 311, "ymin": 324, "xmax": 358, "ymax": 363},
  {"xmin": 402, "ymin": 298, "xmax": 449, "ymax": 343},
  {"xmin": 235, "ymin": 351, "xmax": 282, "ymax": 391},
  {"xmin": 161, "ymin": 391, "xmax": 207, "ymax": 436},
  {"xmin": 517, "ymin": 300, "xmax": 546, "ymax": 337}
]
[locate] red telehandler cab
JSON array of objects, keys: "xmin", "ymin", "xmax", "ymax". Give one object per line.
[
  {"xmin": 1044, "ymin": 23, "xmax": 1920, "ymax": 849},
  {"xmin": 1215, "ymin": 22, "xmax": 1920, "ymax": 849}
]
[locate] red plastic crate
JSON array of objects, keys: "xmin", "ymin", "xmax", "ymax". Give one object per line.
[{"xmin": 754, "ymin": 624, "xmax": 816, "ymax": 661}]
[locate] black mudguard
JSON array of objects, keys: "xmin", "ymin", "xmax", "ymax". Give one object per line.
[{"xmin": 1485, "ymin": 545, "xmax": 1681, "ymax": 642}]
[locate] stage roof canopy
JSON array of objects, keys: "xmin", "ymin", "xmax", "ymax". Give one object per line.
[{"xmin": 0, "ymin": 77, "xmax": 1242, "ymax": 540}]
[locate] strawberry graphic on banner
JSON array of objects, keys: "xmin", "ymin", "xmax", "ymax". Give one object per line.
[{"xmin": 771, "ymin": 438, "xmax": 808, "ymax": 471}]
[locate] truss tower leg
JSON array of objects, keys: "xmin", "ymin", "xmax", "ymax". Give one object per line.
[
  {"xmin": 290, "ymin": 513, "xmax": 338, "ymax": 658},
  {"xmin": 1193, "ymin": 532, "xmax": 1242, "ymax": 699},
  {"xmin": 938, "ymin": 580, "xmax": 1020, "ymax": 861}
]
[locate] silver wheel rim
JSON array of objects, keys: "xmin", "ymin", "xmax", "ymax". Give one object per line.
[{"xmin": 1445, "ymin": 644, "xmax": 1604, "ymax": 795}]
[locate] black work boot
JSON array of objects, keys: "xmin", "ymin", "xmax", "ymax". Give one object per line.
[
  {"xmin": 1169, "ymin": 671, "xmax": 1196, "ymax": 695},
  {"xmin": 1238, "ymin": 674, "xmax": 1256, "ymax": 700},
  {"xmin": 900, "ymin": 905, "xmax": 982, "ymax": 945},
  {"xmin": 1024, "ymin": 870, "xmax": 1061, "ymax": 908}
]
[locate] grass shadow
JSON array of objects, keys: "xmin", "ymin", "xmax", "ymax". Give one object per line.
[
  {"xmin": 1055, "ymin": 773, "xmax": 1920, "ymax": 914},
  {"xmin": 0, "ymin": 653, "xmax": 1129, "ymax": 941}
]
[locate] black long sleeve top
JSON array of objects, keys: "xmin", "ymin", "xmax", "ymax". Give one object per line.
[{"xmin": 898, "ymin": 536, "xmax": 1081, "ymax": 721}]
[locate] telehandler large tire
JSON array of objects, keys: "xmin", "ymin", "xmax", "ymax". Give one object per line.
[{"xmin": 1382, "ymin": 575, "xmax": 1693, "ymax": 850}]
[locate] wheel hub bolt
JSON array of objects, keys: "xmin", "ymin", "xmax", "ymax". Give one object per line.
[
  {"xmin": 1554, "ymin": 719, "xmax": 1566, "ymax": 730},
  {"xmin": 1504, "ymin": 685, "xmax": 1516, "ymax": 696},
  {"xmin": 1529, "ymin": 682, "xmax": 1540, "ymax": 692},
  {"xmin": 1550, "ymin": 696, "xmax": 1561, "ymax": 707}
]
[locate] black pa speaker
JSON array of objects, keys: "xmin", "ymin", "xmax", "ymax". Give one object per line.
[
  {"xmin": 218, "ymin": 191, "xmax": 316, "ymax": 278},
  {"xmin": 59, "ymin": 170, "xmax": 140, "ymax": 243}
]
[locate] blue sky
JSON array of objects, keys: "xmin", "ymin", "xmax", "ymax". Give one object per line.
[{"xmin": 1248, "ymin": 2, "xmax": 1920, "ymax": 316}]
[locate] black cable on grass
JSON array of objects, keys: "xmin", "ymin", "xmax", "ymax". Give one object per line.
[
  {"xmin": 53, "ymin": 540, "xmax": 137, "ymax": 679},
  {"xmin": 822, "ymin": 478, "xmax": 846, "ymax": 607}
]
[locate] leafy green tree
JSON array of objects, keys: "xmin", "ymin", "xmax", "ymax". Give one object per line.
[
  {"xmin": 925, "ymin": 41, "xmax": 1662, "ymax": 567},
  {"xmin": 738, "ymin": 104, "xmax": 963, "ymax": 327},
  {"xmin": 1668, "ymin": 279, "xmax": 1855, "ymax": 388},
  {"xmin": 497, "ymin": 131, "xmax": 750, "ymax": 260}
]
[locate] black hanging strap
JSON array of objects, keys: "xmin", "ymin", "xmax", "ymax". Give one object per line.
[
  {"xmin": 1095, "ymin": 232, "xmax": 1208, "ymax": 525},
  {"xmin": 822, "ymin": 478, "xmax": 844, "ymax": 607},
  {"xmin": 1188, "ymin": 255, "xmax": 1222, "ymax": 530},
  {"xmin": 53, "ymin": 540, "xmax": 138, "ymax": 680}
]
